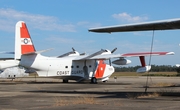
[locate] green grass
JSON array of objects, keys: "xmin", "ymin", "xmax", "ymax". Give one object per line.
[{"xmin": 111, "ymin": 72, "xmax": 178, "ymax": 77}]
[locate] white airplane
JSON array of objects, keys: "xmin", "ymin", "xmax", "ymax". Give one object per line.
[
  {"xmin": 0, "ymin": 51, "xmax": 31, "ymax": 79},
  {"xmin": 0, "ymin": 66, "xmax": 28, "ymax": 79},
  {"xmin": 15, "ymin": 21, "xmax": 174, "ymax": 83},
  {"xmin": 0, "ymin": 51, "xmax": 20, "ymax": 71}
]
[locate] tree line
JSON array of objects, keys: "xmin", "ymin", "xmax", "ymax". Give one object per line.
[{"xmin": 114, "ymin": 65, "xmax": 180, "ymax": 73}]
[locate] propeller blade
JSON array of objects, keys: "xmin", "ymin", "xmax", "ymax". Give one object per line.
[
  {"xmin": 72, "ymin": 47, "xmax": 75, "ymax": 52},
  {"xmin": 111, "ymin": 48, "xmax": 117, "ymax": 53}
]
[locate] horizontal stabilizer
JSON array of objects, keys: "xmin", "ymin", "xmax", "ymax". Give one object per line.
[{"xmin": 22, "ymin": 48, "xmax": 53, "ymax": 55}]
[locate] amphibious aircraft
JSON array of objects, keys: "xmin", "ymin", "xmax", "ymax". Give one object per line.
[
  {"xmin": 0, "ymin": 52, "xmax": 30, "ymax": 79},
  {"xmin": 0, "ymin": 52, "xmax": 19, "ymax": 70},
  {"xmin": 0, "ymin": 66, "xmax": 28, "ymax": 79},
  {"xmin": 15, "ymin": 21, "xmax": 174, "ymax": 83}
]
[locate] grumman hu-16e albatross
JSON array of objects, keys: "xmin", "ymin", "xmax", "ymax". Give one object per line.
[{"xmin": 15, "ymin": 21, "xmax": 174, "ymax": 83}]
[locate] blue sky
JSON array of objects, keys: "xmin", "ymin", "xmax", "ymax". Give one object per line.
[{"xmin": 0, "ymin": 0, "xmax": 180, "ymax": 66}]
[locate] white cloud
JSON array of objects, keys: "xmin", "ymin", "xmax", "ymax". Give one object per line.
[
  {"xmin": 112, "ymin": 12, "xmax": 148, "ymax": 23},
  {"xmin": 0, "ymin": 8, "xmax": 76, "ymax": 32}
]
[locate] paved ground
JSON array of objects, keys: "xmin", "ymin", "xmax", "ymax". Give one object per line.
[{"xmin": 0, "ymin": 76, "xmax": 180, "ymax": 110}]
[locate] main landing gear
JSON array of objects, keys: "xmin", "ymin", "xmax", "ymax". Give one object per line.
[
  {"xmin": 63, "ymin": 79, "xmax": 69, "ymax": 83},
  {"xmin": 91, "ymin": 77, "xmax": 97, "ymax": 84}
]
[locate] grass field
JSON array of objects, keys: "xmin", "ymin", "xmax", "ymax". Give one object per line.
[
  {"xmin": 110, "ymin": 72, "xmax": 179, "ymax": 77},
  {"xmin": 29, "ymin": 72, "xmax": 179, "ymax": 78}
]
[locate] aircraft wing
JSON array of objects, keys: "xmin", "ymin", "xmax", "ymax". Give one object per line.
[
  {"xmin": 74, "ymin": 51, "xmax": 174, "ymax": 60},
  {"xmin": 0, "ymin": 51, "xmax": 14, "ymax": 54},
  {"xmin": 88, "ymin": 18, "xmax": 180, "ymax": 33},
  {"xmin": 0, "ymin": 58, "xmax": 14, "ymax": 60}
]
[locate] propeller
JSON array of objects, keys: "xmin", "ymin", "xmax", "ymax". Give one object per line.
[
  {"xmin": 111, "ymin": 47, "xmax": 117, "ymax": 53},
  {"xmin": 58, "ymin": 47, "xmax": 76, "ymax": 58},
  {"xmin": 72, "ymin": 47, "xmax": 75, "ymax": 52},
  {"xmin": 72, "ymin": 47, "xmax": 85, "ymax": 55}
]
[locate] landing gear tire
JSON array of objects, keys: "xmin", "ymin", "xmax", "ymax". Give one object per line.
[
  {"xmin": 91, "ymin": 77, "xmax": 97, "ymax": 84},
  {"xmin": 103, "ymin": 80, "xmax": 108, "ymax": 83},
  {"xmin": 63, "ymin": 79, "xmax": 68, "ymax": 83}
]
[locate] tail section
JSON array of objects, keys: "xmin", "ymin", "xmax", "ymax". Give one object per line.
[{"xmin": 15, "ymin": 21, "xmax": 36, "ymax": 60}]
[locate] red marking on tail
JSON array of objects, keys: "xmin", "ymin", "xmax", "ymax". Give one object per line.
[
  {"xmin": 21, "ymin": 45, "xmax": 35, "ymax": 54},
  {"xmin": 139, "ymin": 56, "xmax": 146, "ymax": 67},
  {"xmin": 95, "ymin": 60, "xmax": 106, "ymax": 78},
  {"xmin": 20, "ymin": 22, "xmax": 35, "ymax": 54},
  {"xmin": 21, "ymin": 23, "xmax": 31, "ymax": 38}
]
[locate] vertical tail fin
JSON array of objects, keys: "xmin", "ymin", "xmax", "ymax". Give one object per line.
[{"xmin": 15, "ymin": 21, "xmax": 36, "ymax": 60}]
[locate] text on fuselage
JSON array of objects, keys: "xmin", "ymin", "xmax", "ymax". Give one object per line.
[{"xmin": 57, "ymin": 70, "xmax": 83, "ymax": 75}]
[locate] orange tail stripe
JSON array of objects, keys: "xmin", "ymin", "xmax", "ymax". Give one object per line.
[
  {"xmin": 21, "ymin": 23, "xmax": 31, "ymax": 38},
  {"xmin": 21, "ymin": 45, "xmax": 35, "ymax": 54}
]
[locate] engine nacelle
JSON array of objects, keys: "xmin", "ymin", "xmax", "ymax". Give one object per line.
[
  {"xmin": 136, "ymin": 66, "xmax": 151, "ymax": 73},
  {"xmin": 112, "ymin": 58, "xmax": 131, "ymax": 65},
  {"xmin": 101, "ymin": 49, "xmax": 111, "ymax": 55},
  {"xmin": 58, "ymin": 51, "xmax": 80, "ymax": 58},
  {"xmin": 68, "ymin": 51, "xmax": 80, "ymax": 56}
]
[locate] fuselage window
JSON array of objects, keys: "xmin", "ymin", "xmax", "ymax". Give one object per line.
[
  {"xmin": 76, "ymin": 66, "xmax": 79, "ymax": 68},
  {"xmin": 65, "ymin": 66, "xmax": 68, "ymax": 68},
  {"xmin": 71, "ymin": 66, "xmax": 74, "ymax": 68},
  {"xmin": 89, "ymin": 65, "xmax": 91, "ymax": 68}
]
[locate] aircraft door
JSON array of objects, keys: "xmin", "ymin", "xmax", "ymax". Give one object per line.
[{"xmin": 83, "ymin": 60, "xmax": 88, "ymax": 78}]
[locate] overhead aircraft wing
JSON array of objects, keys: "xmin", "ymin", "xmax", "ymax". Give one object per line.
[
  {"xmin": 0, "ymin": 51, "xmax": 14, "ymax": 60},
  {"xmin": 0, "ymin": 51, "xmax": 14, "ymax": 54},
  {"xmin": 88, "ymin": 18, "xmax": 180, "ymax": 33},
  {"xmin": 74, "ymin": 51, "xmax": 174, "ymax": 60},
  {"xmin": 0, "ymin": 58, "xmax": 14, "ymax": 60}
]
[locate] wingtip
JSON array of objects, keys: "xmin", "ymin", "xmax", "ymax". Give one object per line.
[{"xmin": 167, "ymin": 52, "xmax": 175, "ymax": 55}]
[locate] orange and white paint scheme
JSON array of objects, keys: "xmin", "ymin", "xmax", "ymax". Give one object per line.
[{"xmin": 13, "ymin": 21, "xmax": 174, "ymax": 83}]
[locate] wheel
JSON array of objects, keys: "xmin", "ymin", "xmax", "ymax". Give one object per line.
[
  {"xmin": 91, "ymin": 77, "xmax": 97, "ymax": 84},
  {"xmin": 103, "ymin": 80, "xmax": 108, "ymax": 83},
  {"xmin": 63, "ymin": 79, "xmax": 68, "ymax": 83}
]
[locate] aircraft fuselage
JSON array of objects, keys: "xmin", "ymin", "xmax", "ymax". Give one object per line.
[{"xmin": 20, "ymin": 54, "xmax": 114, "ymax": 82}]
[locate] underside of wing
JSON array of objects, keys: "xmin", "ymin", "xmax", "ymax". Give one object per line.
[
  {"xmin": 81, "ymin": 54, "xmax": 121, "ymax": 60},
  {"xmin": 121, "ymin": 52, "xmax": 175, "ymax": 57},
  {"xmin": 0, "ymin": 58, "xmax": 14, "ymax": 60},
  {"xmin": 89, "ymin": 18, "xmax": 180, "ymax": 33},
  {"xmin": 74, "ymin": 51, "xmax": 174, "ymax": 61},
  {"xmin": 0, "ymin": 52, "xmax": 14, "ymax": 54}
]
